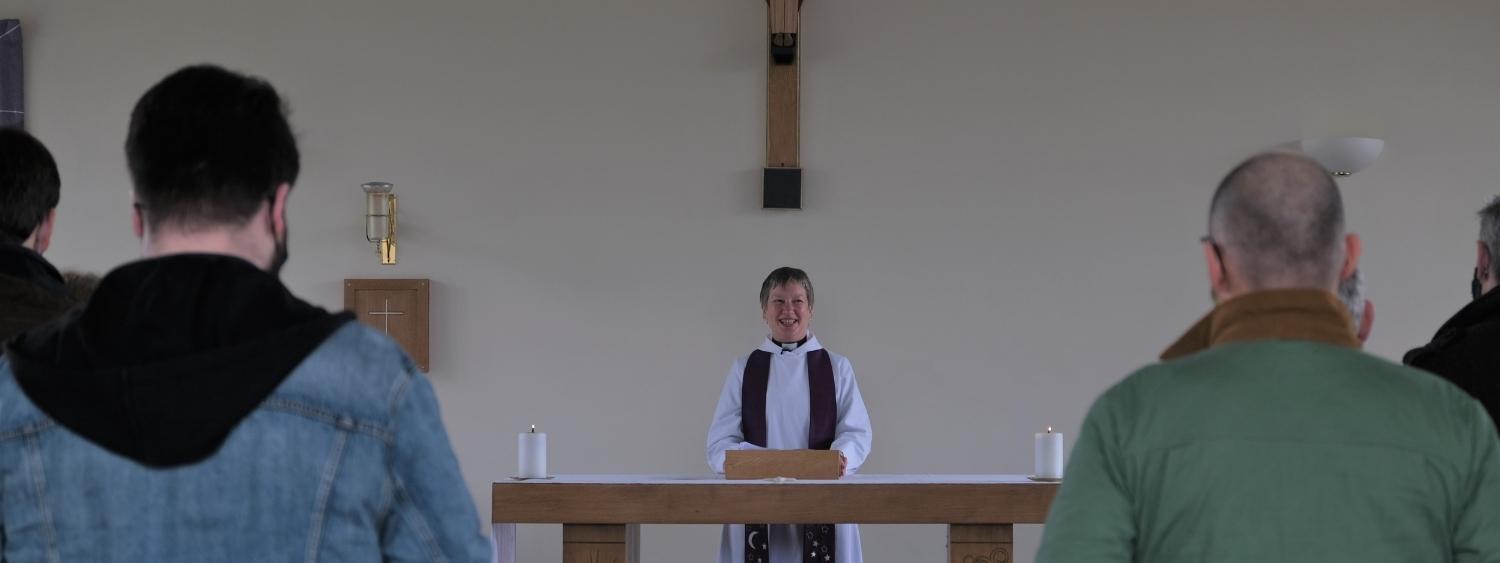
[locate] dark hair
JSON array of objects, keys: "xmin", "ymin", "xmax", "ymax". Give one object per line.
[
  {"xmin": 0, "ymin": 128, "xmax": 61, "ymax": 244},
  {"xmin": 125, "ymin": 64, "xmax": 299, "ymax": 231},
  {"xmin": 759, "ymin": 267, "xmax": 814, "ymax": 308},
  {"xmin": 1208, "ymin": 152, "xmax": 1344, "ymax": 288}
]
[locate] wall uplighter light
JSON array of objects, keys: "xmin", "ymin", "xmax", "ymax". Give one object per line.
[
  {"xmin": 362, "ymin": 182, "xmax": 397, "ymax": 265},
  {"xmin": 1298, "ymin": 137, "xmax": 1385, "ymax": 177}
]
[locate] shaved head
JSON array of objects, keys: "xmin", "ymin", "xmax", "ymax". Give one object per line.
[{"xmin": 1208, "ymin": 152, "xmax": 1345, "ymax": 290}]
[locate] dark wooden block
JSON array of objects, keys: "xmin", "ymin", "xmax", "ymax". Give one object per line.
[{"xmin": 763, "ymin": 167, "xmax": 802, "ymax": 209}]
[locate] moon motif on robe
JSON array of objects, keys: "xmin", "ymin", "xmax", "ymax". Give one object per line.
[{"xmin": 747, "ymin": 529, "xmax": 766, "ymax": 550}]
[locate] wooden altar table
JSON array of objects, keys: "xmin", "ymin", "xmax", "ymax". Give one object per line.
[{"xmin": 492, "ymin": 474, "xmax": 1058, "ymax": 563}]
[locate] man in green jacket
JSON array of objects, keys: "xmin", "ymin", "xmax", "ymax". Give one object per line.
[{"xmin": 1037, "ymin": 153, "xmax": 1500, "ymax": 563}]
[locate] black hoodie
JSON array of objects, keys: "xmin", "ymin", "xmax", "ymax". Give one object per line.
[
  {"xmin": 0, "ymin": 243, "xmax": 74, "ymax": 343},
  {"xmin": 3, "ymin": 254, "xmax": 352, "ymax": 467},
  {"xmin": 1404, "ymin": 288, "xmax": 1500, "ymax": 431}
]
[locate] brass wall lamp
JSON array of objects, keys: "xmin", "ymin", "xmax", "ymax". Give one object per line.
[{"xmin": 362, "ymin": 182, "xmax": 397, "ymax": 265}]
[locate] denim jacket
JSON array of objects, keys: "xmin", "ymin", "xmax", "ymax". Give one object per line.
[{"xmin": 0, "ymin": 322, "xmax": 490, "ymax": 562}]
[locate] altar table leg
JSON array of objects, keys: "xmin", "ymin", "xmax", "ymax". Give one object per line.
[
  {"xmin": 492, "ymin": 523, "xmax": 516, "ymax": 563},
  {"xmin": 948, "ymin": 523, "xmax": 1012, "ymax": 563},
  {"xmin": 563, "ymin": 523, "xmax": 639, "ymax": 563}
]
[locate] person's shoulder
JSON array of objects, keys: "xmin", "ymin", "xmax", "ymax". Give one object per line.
[
  {"xmin": 0, "ymin": 359, "xmax": 47, "ymax": 435},
  {"xmin": 725, "ymin": 352, "xmax": 753, "ymax": 378},
  {"xmin": 308, "ymin": 321, "xmax": 414, "ymax": 372},
  {"xmin": 1172, "ymin": 341, "xmax": 1439, "ymax": 385},
  {"xmin": 1361, "ymin": 349, "xmax": 1498, "ymax": 456},
  {"xmin": 1314, "ymin": 344, "xmax": 1476, "ymax": 398},
  {"xmin": 819, "ymin": 348, "xmax": 857, "ymax": 374},
  {"xmin": 269, "ymin": 322, "xmax": 421, "ymax": 422},
  {"xmin": 1412, "ymin": 319, "xmax": 1500, "ymax": 369},
  {"xmin": 1466, "ymin": 316, "xmax": 1500, "ymax": 338},
  {"xmin": 1166, "ymin": 341, "xmax": 1477, "ymax": 418},
  {"xmin": 822, "ymin": 347, "xmax": 851, "ymax": 364},
  {"xmin": 0, "ymin": 274, "xmax": 74, "ymax": 328},
  {"xmin": 1100, "ymin": 354, "xmax": 1196, "ymax": 401},
  {"xmin": 1093, "ymin": 342, "xmax": 1322, "ymax": 410}
]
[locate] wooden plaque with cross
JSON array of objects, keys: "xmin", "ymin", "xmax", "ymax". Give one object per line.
[{"xmin": 344, "ymin": 279, "xmax": 430, "ymax": 372}]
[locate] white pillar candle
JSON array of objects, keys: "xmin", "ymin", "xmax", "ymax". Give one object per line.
[
  {"xmin": 518, "ymin": 425, "xmax": 547, "ymax": 478},
  {"xmin": 1035, "ymin": 427, "xmax": 1064, "ymax": 478}
]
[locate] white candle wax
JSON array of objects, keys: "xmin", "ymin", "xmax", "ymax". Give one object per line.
[
  {"xmin": 518, "ymin": 426, "xmax": 547, "ymax": 478},
  {"xmin": 1035, "ymin": 427, "xmax": 1064, "ymax": 478}
]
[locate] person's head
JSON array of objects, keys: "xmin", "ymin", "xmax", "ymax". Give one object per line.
[
  {"xmin": 126, "ymin": 64, "xmax": 298, "ymax": 274},
  {"xmin": 1475, "ymin": 195, "xmax": 1500, "ymax": 297},
  {"xmin": 1203, "ymin": 152, "xmax": 1360, "ymax": 302},
  {"xmin": 759, "ymin": 267, "xmax": 814, "ymax": 343},
  {"xmin": 0, "ymin": 128, "xmax": 61, "ymax": 253},
  {"xmin": 1336, "ymin": 268, "xmax": 1374, "ymax": 344}
]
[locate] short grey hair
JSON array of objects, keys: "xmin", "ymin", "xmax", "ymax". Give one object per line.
[
  {"xmin": 1336, "ymin": 269, "xmax": 1365, "ymax": 327},
  {"xmin": 1208, "ymin": 152, "xmax": 1345, "ymax": 289},
  {"xmin": 1480, "ymin": 196, "xmax": 1500, "ymax": 278},
  {"xmin": 759, "ymin": 267, "xmax": 814, "ymax": 308}
]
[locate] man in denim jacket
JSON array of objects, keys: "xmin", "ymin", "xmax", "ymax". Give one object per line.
[{"xmin": 0, "ymin": 65, "xmax": 489, "ymax": 562}]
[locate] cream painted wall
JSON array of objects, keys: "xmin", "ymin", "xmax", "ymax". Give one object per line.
[{"xmin": 8, "ymin": 0, "xmax": 1499, "ymax": 561}]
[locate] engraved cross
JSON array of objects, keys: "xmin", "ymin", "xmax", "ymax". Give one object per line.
[{"xmin": 367, "ymin": 298, "xmax": 405, "ymax": 334}]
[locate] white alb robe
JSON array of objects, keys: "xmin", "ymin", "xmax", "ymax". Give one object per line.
[{"xmin": 706, "ymin": 334, "xmax": 873, "ymax": 563}]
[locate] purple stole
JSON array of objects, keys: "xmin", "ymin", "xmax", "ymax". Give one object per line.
[{"xmin": 742, "ymin": 347, "xmax": 837, "ymax": 563}]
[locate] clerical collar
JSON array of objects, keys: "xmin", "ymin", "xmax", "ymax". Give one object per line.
[{"xmin": 773, "ymin": 336, "xmax": 809, "ymax": 352}]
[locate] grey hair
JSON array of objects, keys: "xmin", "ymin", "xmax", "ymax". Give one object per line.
[
  {"xmin": 1336, "ymin": 268, "xmax": 1365, "ymax": 327},
  {"xmin": 1480, "ymin": 196, "xmax": 1500, "ymax": 278},
  {"xmin": 759, "ymin": 267, "xmax": 814, "ymax": 308},
  {"xmin": 1208, "ymin": 152, "xmax": 1345, "ymax": 289}
]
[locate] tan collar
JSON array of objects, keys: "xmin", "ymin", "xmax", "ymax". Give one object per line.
[{"xmin": 1160, "ymin": 289, "xmax": 1359, "ymax": 361}]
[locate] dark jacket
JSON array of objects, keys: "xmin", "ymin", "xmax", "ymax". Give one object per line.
[
  {"xmin": 1404, "ymin": 288, "xmax": 1500, "ymax": 430},
  {"xmin": 0, "ymin": 243, "xmax": 75, "ymax": 344}
]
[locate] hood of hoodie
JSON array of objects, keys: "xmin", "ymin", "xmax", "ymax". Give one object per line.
[
  {"xmin": 1403, "ymin": 286, "xmax": 1500, "ymax": 365},
  {"xmin": 0, "ymin": 243, "xmax": 75, "ymax": 343},
  {"xmin": 3, "ymin": 254, "xmax": 353, "ymax": 468},
  {"xmin": 0, "ymin": 243, "xmax": 67, "ymax": 298}
]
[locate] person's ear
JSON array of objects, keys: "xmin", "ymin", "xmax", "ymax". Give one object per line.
[
  {"xmin": 31, "ymin": 208, "xmax": 56, "ymax": 253},
  {"xmin": 1357, "ymin": 300, "xmax": 1375, "ymax": 343},
  {"xmin": 131, "ymin": 197, "xmax": 145, "ymax": 240},
  {"xmin": 1204, "ymin": 241, "xmax": 1229, "ymax": 300},
  {"xmin": 1340, "ymin": 233, "xmax": 1362, "ymax": 281},
  {"xmin": 269, "ymin": 183, "xmax": 291, "ymax": 239}
]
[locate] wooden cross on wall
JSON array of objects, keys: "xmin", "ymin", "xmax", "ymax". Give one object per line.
[{"xmin": 762, "ymin": 0, "xmax": 804, "ymax": 209}]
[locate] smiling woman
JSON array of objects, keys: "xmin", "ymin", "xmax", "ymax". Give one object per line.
[
  {"xmin": 707, "ymin": 266, "xmax": 873, "ymax": 563},
  {"xmin": 0, "ymin": 19, "xmax": 22, "ymax": 128},
  {"xmin": 760, "ymin": 266, "xmax": 815, "ymax": 345}
]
